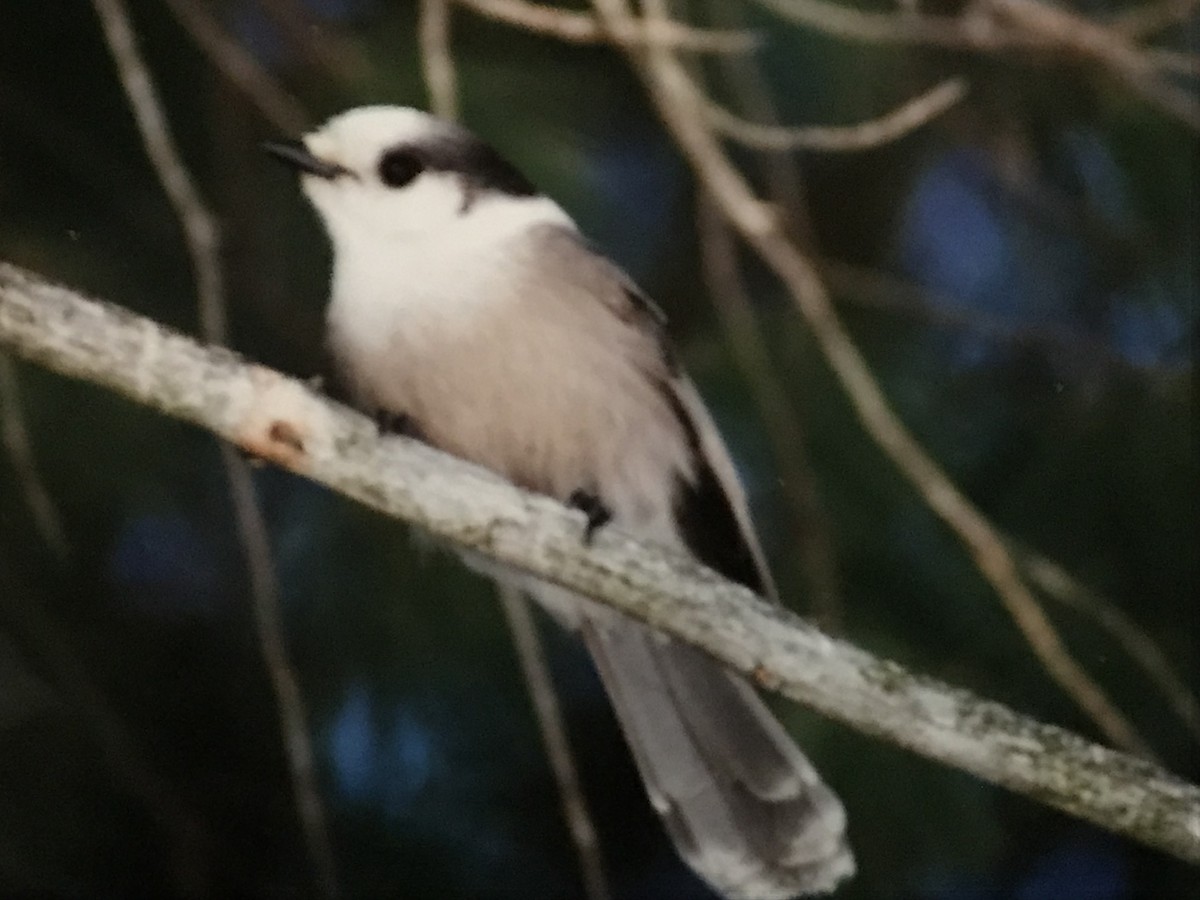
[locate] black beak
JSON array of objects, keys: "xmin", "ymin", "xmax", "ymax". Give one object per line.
[{"xmin": 262, "ymin": 140, "xmax": 350, "ymax": 180}]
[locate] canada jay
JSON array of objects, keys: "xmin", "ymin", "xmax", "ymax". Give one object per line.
[{"xmin": 265, "ymin": 106, "xmax": 853, "ymax": 899}]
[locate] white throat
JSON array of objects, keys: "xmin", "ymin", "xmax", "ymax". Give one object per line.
[{"xmin": 326, "ymin": 193, "xmax": 575, "ymax": 356}]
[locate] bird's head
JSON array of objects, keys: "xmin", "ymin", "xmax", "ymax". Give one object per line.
[{"xmin": 265, "ymin": 105, "xmax": 546, "ymax": 248}]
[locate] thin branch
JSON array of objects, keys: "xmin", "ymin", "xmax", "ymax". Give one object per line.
[
  {"xmin": 89, "ymin": 2, "xmax": 339, "ymax": 897},
  {"xmin": 702, "ymin": 0, "xmax": 816, "ymax": 237},
  {"xmin": 986, "ymin": 0, "xmax": 1200, "ymax": 131},
  {"xmin": 704, "ymin": 77, "xmax": 968, "ymax": 152},
  {"xmin": 160, "ymin": 0, "xmax": 311, "ymax": 134},
  {"xmin": 420, "ymin": 0, "xmax": 460, "ymax": 122},
  {"xmin": 455, "ymin": 0, "xmax": 759, "ymax": 52},
  {"xmin": 1110, "ymin": 0, "xmax": 1200, "ymax": 37},
  {"xmin": 91, "ymin": 0, "xmax": 225, "ymax": 343},
  {"xmin": 1016, "ymin": 544, "xmax": 1200, "ymax": 745},
  {"xmin": 822, "ymin": 262, "xmax": 1190, "ymax": 381},
  {"xmin": 254, "ymin": 0, "xmax": 369, "ymax": 84},
  {"xmin": 0, "ymin": 355, "xmax": 69, "ymax": 560},
  {"xmin": 417, "ymin": 27, "xmax": 611, "ymax": 899},
  {"xmin": 0, "ymin": 561, "xmax": 209, "ymax": 897},
  {"xmin": 749, "ymin": 0, "xmax": 1199, "ymax": 129},
  {"xmin": 747, "ymin": 0, "xmax": 1033, "ymax": 49},
  {"xmin": 696, "ymin": 195, "xmax": 843, "ymax": 630},
  {"xmin": 695, "ymin": 0, "xmax": 842, "ymax": 627},
  {"xmin": 1144, "ymin": 48, "xmax": 1200, "ymax": 79},
  {"xmin": 3, "ymin": 261, "xmax": 1199, "ymax": 865},
  {"xmin": 499, "ymin": 588, "xmax": 613, "ymax": 900},
  {"xmin": 596, "ymin": 0, "xmax": 1153, "ymax": 758}
]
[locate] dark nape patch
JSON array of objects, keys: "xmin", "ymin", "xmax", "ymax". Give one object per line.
[
  {"xmin": 663, "ymin": 388, "xmax": 766, "ymax": 594},
  {"xmin": 414, "ymin": 128, "xmax": 537, "ymax": 200}
]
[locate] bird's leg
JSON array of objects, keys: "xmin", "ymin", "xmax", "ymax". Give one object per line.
[{"xmin": 568, "ymin": 489, "xmax": 612, "ymax": 545}]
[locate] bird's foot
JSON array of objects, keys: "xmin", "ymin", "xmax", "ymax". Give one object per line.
[
  {"xmin": 375, "ymin": 410, "xmax": 425, "ymax": 441},
  {"xmin": 568, "ymin": 490, "xmax": 612, "ymax": 545}
]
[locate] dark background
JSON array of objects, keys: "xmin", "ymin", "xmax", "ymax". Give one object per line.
[{"xmin": 0, "ymin": 0, "xmax": 1196, "ymax": 898}]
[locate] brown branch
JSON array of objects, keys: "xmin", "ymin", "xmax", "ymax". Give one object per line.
[
  {"xmin": 0, "ymin": 562, "xmax": 209, "ymax": 897},
  {"xmin": 695, "ymin": 0, "xmax": 842, "ymax": 627},
  {"xmin": 596, "ymin": 0, "xmax": 1153, "ymax": 759},
  {"xmin": 91, "ymin": 0, "xmax": 225, "ymax": 342},
  {"xmin": 696, "ymin": 195, "xmax": 844, "ymax": 629},
  {"xmin": 704, "ymin": 77, "xmax": 969, "ymax": 152},
  {"xmin": 255, "ymin": 0, "xmax": 369, "ymax": 83},
  {"xmin": 748, "ymin": 0, "xmax": 1034, "ymax": 49},
  {"xmin": 416, "ymin": 26, "xmax": 612, "ymax": 898},
  {"xmin": 455, "ymin": 0, "xmax": 759, "ymax": 52},
  {"xmin": 421, "ymin": 0, "xmax": 460, "ymax": 122},
  {"xmin": 499, "ymin": 588, "xmax": 613, "ymax": 900},
  {"xmin": 89, "ymin": 2, "xmax": 339, "ymax": 896},
  {"xmin": 1110, "ymin": 0, "xmax": 1200, "ymax": 36},
  {"xmin": 750, "ymin": 0, "xmax": 1199, "ymax": 128},
  {"xmin": 702, "ymin": 0, "xmax": 815, "ymax": 238},
  {"xmin": 0, "ymin": 356, "xmax": 69, "ymax": 560},
  {"xmin": 822, "ymin": 262, "xmax": 1186, "ymax": 380},
  {"xmin": 986, "ymin": 0, "xmax": 1200, "ymax": 131},
  {"xmin": 160, "ymin": 0, "xmax": 311, "ymax": 134},
  {"xmin": 1143, "ymin": 48, "xmax": 1200, "ymax": 78},
  {"xmin": 3, "ymin": 261, "xmax": 1199, "ymax": 864},
  {"xmin": 1016, "ymin": 545, "xmax": 1200, "ymax": 745}
]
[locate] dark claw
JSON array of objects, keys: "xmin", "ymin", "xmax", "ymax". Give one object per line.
[
  {"xmin": 375, "ymin": 410, "xmax": 425, "ymax": 441},
  {"xmin": 568, "ymin": 490, "xmax": 612, "ymax": 545}
]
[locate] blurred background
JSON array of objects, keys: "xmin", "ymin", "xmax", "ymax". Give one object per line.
[{"xmin": 0, "ymin": 0, "xmax": 1196, "ymax": 897}]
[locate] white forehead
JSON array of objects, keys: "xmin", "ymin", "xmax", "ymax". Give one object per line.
[{"xmin": 304, "ymin": 105, "xmax": 443, "ymax": 171}]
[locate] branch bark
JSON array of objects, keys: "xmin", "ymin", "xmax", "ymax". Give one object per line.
[{"xmin": 2, "ymin": 260, "xmax": 1199, "ymax": 866}]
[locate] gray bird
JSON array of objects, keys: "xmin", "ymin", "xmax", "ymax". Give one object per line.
[{"xmin": 265, "ymin": 106, "xmax": 853, "ymax": 899}]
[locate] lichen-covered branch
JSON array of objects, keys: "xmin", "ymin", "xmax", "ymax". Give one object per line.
[{"xmin": 1, "ymin": 260, "xmax": 1198, "ymax": 866}]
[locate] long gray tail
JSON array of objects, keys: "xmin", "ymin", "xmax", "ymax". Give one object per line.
[{"xmin": 582, "ymin": 616, "xmax": 854, "ymax": 899}]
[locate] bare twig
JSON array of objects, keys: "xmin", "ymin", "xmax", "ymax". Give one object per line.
[
  {"xmin": 1110, "ymin": 0, "xmax": 1200, "ymax": 37},
  {"xmin": 89, "ymin": 2, "xmax": 339, "ymax": 896},
  {"xmin": 160, "ymin": 0, "xmax": 311, "ymax": 134},
  {"xmin": 1143, "ymin": 48, "xmax": 1200, "ymax": 79},
  {"xmin": 456, "ymin": 0, "xmax": 759, "ymax": 52},
  {"xmin": 747, "ymin": 0, "xmax": 1032, "ymax": 49},
  {"xmin": 90, "ymin": 0, "xmax": 225, "ymax": 342},
  {"xmin": 1016, "ymin": 545, "xmax": 1200, "ymax": 745},
  {"xmin": 4, "ymin": 261, "xmax": 1199, "ymax": 864},
  {"xmin": 417, "ymin": 28, "xmax": 611, "ymax": 899},
  {"xmin": 750, "ymin": 0, "xmax": 1199, "ymax": 128},
  {"xmin": 695, "ymin": 0, "xmax": 842, "ymax": 626},
  {"xmin": 0, "ymin": 355, "xmax": 69, "ymax": 560},
  {"xmin": 597, "ymin": 0, "xmax": 1153, "ymax": 758},
  {"xmin": 0, "ymin": 562, "xmax": 208, "ymax": 897},
  {"xmin": 822, "ymin": 262, "xmax": 1187, "ymax": 380},
  {"xmin": 255, "ymin": 0, "xmax": 369, "ymax": 84},
  {"xmin": 703, "ymin": 0, "xmax": 815, "ymax": 237},
  {"xmin": 499, "ymin": 588, "xmax": 613, "ymax": 900},
  {"xmin": 420, "ymin": 0, "xmax": 460, "ymax": 122},
  {"xmin": 986, "ymin": 0, "xmax": 1200, "ymax": 131},
  {"xmin": 696, "ymin": 195, "xmax": 843, "ymax": 629},
  {"xmin": 704, "ymin": 77, "xmax": 968, "ymax": 152}
]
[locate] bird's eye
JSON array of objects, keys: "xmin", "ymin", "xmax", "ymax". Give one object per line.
[{"xmin": 378, "ymin": 149, "xmax": 424, "ymax": 188}]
